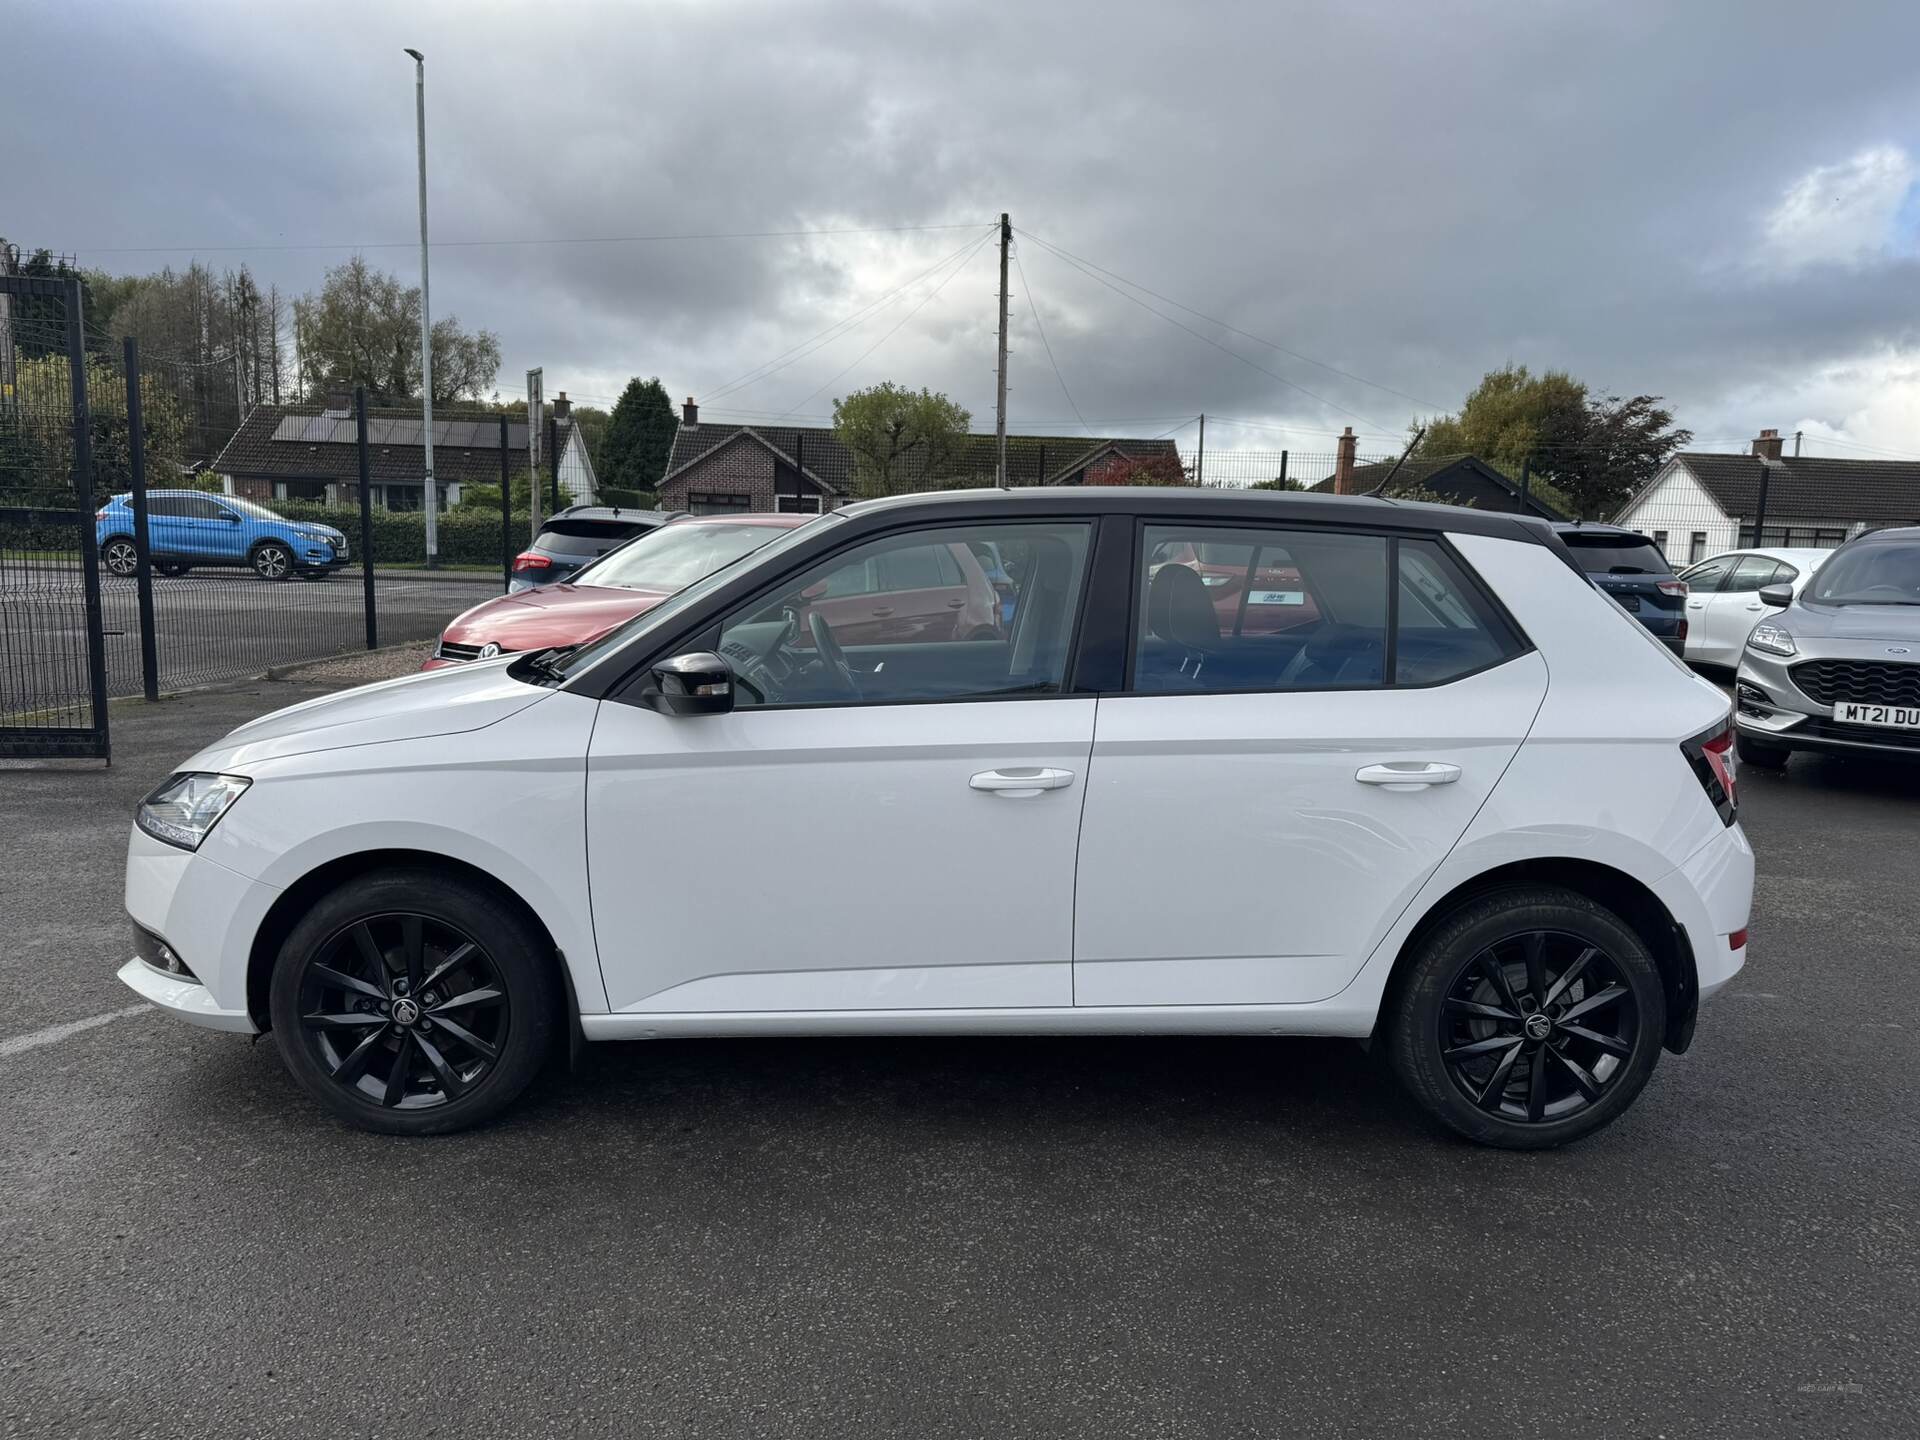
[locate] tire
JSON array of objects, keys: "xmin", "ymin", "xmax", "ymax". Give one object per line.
[
  {"xmin": 1736, "ymin": 733, "xmax": 1790, "ymax": 769},
  {"xmin": 156, "ymin": 562, "xmax": 190, "ymax": 578},
  {"xmin": 301, "ymin": 568, "xmax": 336, "ymax": 581},
  {"xmin": 1387, "ymin": 885, "xmax": 1667, "ymax": 1150},
  {"xmin": 252, "ymin": 542, "xmax": 294, "ymax": 580},
  {"xmin": 101, "ymin": 537, "xmax": 138, "ymax": 577},
  {"xmin": 268, "ymin": 869, "xmax": 559, "ymax": 1136}
]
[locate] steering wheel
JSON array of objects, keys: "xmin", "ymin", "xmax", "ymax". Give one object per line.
[{"xmin": 808, "ymin": 611, "xmax": 860, "ymax": 699}]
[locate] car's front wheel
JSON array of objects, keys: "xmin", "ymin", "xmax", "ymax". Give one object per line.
[
  {"xmin": 1387, "ymin": 886, "xmax": 1666, "ymax": 1149},
  {"xmin": 252, "ymin": 542, "xmax": 294, "ymax": 580},
  {"xmin": 1736, "ymin": 733, "xmax": 1790, "ymax": 769},
  {"xmin": 268, "ymin": 870, "xmax": 559, "ymax": 1135},
  {"xmin": 101, "ymin": 538, "xmax": 138, "ymax": 577}
]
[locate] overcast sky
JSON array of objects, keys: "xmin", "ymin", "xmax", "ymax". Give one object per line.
[{"xmin": 7, "ymin": 0, "xmax": 1920, "ymax": 460}]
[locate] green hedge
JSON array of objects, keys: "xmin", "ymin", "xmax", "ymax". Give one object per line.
[{"xmin": 270, "ymin": 501, "xmax": 535, "ymax": 566}]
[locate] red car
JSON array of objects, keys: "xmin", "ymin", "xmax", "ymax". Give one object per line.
[
  {"xmin": 1150, "ymin": 537, "xmax": 1322, "ymax": 636},
  {"xmin": 426, "ymin": 515, "xmax": 809, "ymax": 669},
  {"xmin": 426, "ymin": 515, "xmax": 1004, "ymax": 669}
]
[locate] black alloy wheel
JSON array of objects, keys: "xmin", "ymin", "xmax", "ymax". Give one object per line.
[
  {"xmin": 1388, "ymin": 886, "xmax": 1666, "ymax": 1149},
  {"xmin": 102, "ymin": 538, "xmax": 138, "ymax": 577},
  {"xmin": 1436, "ymin": 930, "xmax": 1639, "ymax": 1124},
  {"xmin": 294, "ymin": 913, "xmax": 508, "ymax": 1112}
]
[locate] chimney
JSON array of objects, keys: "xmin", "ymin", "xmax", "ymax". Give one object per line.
[
  {"xmin": 551, "ymin": 391, "xmax": 571, "ymax": 421},
  {"xmin": 324, "ymin": 389, "xmax": 352, "ymax": 416},
  {"xmin": 1752, "ymin": 427, "xmax": 1784, "ymax": 462},
  {"xmin": 683, "ymin": 396, "xmax": 699, "ymax": 428},
  {"xmin": 1333, "ymin": 427, "xmax": 1358, "ymax": 494}
]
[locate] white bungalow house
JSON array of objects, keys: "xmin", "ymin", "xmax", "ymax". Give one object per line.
[{"xmin": 1613, "ymin": 429, "xmax": 1920, "ymax": 565}]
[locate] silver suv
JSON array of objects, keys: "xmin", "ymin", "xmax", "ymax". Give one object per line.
[{"xmin": 1735, "ymin": 526, "xmax": 1920, "ymax": 767}]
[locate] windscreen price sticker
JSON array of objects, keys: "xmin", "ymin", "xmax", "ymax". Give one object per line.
[{"xmin": 1246, "ymin": 590, "xmax": 1305, "ymax": 606}]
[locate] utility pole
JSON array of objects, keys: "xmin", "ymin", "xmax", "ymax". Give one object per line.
[
  {"xmin": 405, "ymin": 47, "xmax": 437, "ymax": 568},
  {"xmin": 1196, "ymin": 413, "xmax": 1206, "ymax": 486},
  {"xmin": 995, "ymin": 213, "xmax": 1011, "ymax": 488},
  {"xmin": 1794, "ymin": 429, "xmax": 1803, "ymax": 457}
]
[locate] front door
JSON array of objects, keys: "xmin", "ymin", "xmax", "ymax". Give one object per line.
[
  {"xmin": 586, "ymin": 519, "xmax": 1096, "ymax": 1014},
  {"xmin": 1073, "ymin": 522, "xmax": 1546, "ymax": 1007},
  {"xmin": 1697, "ymin": 554, "xmax": 1781, "ymax": 664},
  {"xmin": 1680, "ymin": 554, "xmax": 1735, "ymax": 662}
]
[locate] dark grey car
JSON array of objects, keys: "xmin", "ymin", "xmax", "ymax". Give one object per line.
[{"xmin": 1734, "ymin": 526, "xmax": 1920, "ymax": 767}]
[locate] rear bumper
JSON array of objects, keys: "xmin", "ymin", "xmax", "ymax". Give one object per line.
[{"xmin": 1652, "ymin": 822, "xmax": 1754, "ymax": 1006}]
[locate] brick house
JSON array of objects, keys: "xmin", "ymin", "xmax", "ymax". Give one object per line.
[
  {"xmin": 654, "ymin": 398, "xmax": 1185, "ymax": 514},
  {"xmin": 1311, "ymin": 441, "xmax": 1567, "ymax": 519},
  {"xmin": 208, "ymin": 392, "xmax": 598, "ymax": 512}
]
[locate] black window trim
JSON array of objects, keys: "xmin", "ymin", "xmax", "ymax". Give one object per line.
[
  {"xmin": 605, "ymin": 514, "xmax": 1104, "ymax": 714},
  {"xmin": 1114, "ymin": 517, "xmax": 1533, "ymax": 699}
]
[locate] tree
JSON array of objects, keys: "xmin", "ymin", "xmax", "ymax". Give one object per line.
[
  {"xmin": 600, "ymin": 377, "xmax": 678, "ymax": 492},
  {"xmin": 1090, "ymin": 451, "xmax": 1188, "ymax": 486},
  {"xmin": 291, "ymin": 257, "xmax": 500, "ymax": 402},
  {"xmin": 832, "ymin": 383, "xmax": 972, "ymax": 498},
  {"xmin": 1416, "ymin": 364, "xmax": 1688, "ymax": 518},
  {"xmin": 1251, "ymin": 475, "xmax": 1305, "ymax": 491}
]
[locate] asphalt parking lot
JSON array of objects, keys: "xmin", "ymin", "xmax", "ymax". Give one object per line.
[
  {"xmin": 3, "ymin": 677, "xmax": 1917, "ymax": 1438},
  {"xmin": 1, "ymin": 563, "xmax": 494, "ymax": 706}
]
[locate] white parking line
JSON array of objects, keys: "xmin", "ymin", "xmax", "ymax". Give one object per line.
[{"xmin": 0, "ymin": 1004, "xmax": 152, "ymax": 1059}]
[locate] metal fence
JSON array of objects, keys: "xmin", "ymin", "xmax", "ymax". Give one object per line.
[{"xmin": 1, "ymin": 274, "xmax": 111, "ymax": 759}]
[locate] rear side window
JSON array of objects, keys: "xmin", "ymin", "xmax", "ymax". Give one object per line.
[
  {"xmin": 1560, "ymin": 533, "xmax": 1669, "ymax": 574},
  {"xmin": 1395, "ymin": 540, "xmax": 1526, "ymax": 685},
  {"xmin": 1133, "ymin": 525, "xmax": 1524, "ymax": 693}
]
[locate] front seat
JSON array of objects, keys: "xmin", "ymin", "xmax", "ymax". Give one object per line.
[{"xmin": 1146, "ymin": 563, "xmax": 1220, "ymax": 681}]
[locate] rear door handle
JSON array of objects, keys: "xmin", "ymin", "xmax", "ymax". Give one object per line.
[
  {"xmin": 946, "ymin": 599, "xmax": 967, "ymax": 609},
  {"xmin": 1355, "ymin": 762, "xmax": 1461, "ymax": 790},
  {"xmin": 870, "ymin": 607, "xmax": 895, "ymax": 617},
  {"xmin": 970, "ymin": 767, "xmax": 1074, "ymax": 797}
]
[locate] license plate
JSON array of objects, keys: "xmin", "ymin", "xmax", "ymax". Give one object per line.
[{"xmin": 1837, "ymin": 701, "xmax": 1920, "ymax": 729}]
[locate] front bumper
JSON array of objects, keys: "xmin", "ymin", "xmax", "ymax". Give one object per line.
[
  {"xmin": 121, "ymin": 825, "xmax": 281, "ymax": 1030},
  {"xmin": 117, "ymin": 956, "xmax": 256, "ymax": 1032},
  {"xmin": 1736, "ymin": 648, "xmax": 1920, "ymax": 758}
]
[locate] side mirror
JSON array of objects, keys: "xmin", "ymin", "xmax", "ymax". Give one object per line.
[
  {"xmin": 644, "ymin": 651, "xmax": 735, "ymax": 716},
  {"xmin": 219, "ymin": 511, "xmax": 241, "ymax": 522},
  {"xmin": 1757, "ymin": 583, "xmax": 1792, "ymax": 608}
]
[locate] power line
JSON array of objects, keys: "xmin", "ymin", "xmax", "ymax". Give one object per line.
[
  {"xmin": 1015, "ymin": 226, "xmax": 1445, "ymax": 414},
  {"xmin": 702, "ymin": 226, "xmax": 996, "ymax": 404},
  {"xmin": 1012, "ymin": 246, "xmax": 1089, "ymax": 436},
  {"xmin": 63, "ymin": 221, "xmax": 998, "ymax": 257},
  {"xmin": 1018, "ymin": 230, "xmax": 1392, "ymax": 432},
  {"xmin": 777, "ymin": 229, "xmax": 997, "ymax": 419}
]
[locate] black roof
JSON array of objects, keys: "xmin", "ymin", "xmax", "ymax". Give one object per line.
[
  {"xmin": 1548, "ymin": 521, "xmax": 1645, "ymax": 537},
  {"xmin": 211, "ymin": 402, "xmax": 582, "ymax": 490},
  {"xmin": 548, "ymin": 505, "xmax": 677, "ymax": 526},
  {"xmin": 1310, "ymin": 454, "xmax": 1567, "ymax": 520},
  {"xmin": 1664, "ymin": 453, "xmax": 1920, "ymax": 524}
]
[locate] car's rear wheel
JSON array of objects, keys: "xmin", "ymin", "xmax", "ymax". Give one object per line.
[
  {"xmin": 156, "ymin": 562, "xmax": 191, "ymax": 577},
  {"xmin": 1736, "ymin": 733, "xmax": 1790, "ymax": 769},
  {"xmin": 268, "ymin": 870, "xmax": 558, "ymax": 1135},
  {"xmin": 252, "ymin": 542, "xmax": 294, "ymax": 580},
  {"xmin": 1387, "ymin": 886, "xmax": 1666, "ymax": 1149},
  {"xmin": 101, "ymin": 538, "xmax": 138, "ymax": 577}
]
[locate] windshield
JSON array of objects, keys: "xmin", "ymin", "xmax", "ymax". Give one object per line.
[
  {"xmin": 1804, "ymin": 539, "xmax": 1920, "ymax": 605},
  {"xmin": 575, "ymin": 521, "xmax": 792, "ymax": 592},
  {"xmin": 554, "ymin": 514, "xmax": 842, "ymax": 680},
  {"xmin": 1558, "ymin": 533, "xmax": 1668, "ymax": 574}
]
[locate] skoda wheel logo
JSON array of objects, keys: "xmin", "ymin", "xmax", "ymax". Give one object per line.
[
  {"xmin": 477, "ymin": 642, "xmax": 501, "ymax": 660},
  {"xmin": 391, "ymin": 998, "xmax": 421, "ymax": 1026},
  {"xmin": 1524, "ymin": 1013, "xmax": 1552, "ymax": 1041}
]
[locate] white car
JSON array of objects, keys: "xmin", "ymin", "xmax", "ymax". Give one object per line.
[
  {"xmin": 1677, "ymin": 547, "xmax": 1828, "ymax": 668},
  {"xmin": 120, "ymin": 489, "xmax": 1753, "ymax": 1149}
]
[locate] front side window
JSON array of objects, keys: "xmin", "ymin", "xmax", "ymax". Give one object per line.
[
  {"xmin": 1133, "ymin": 525, "xmax": 1522, "ymax": 693},
  {"xmin": 1679, "ymin": 555, "xmax": 1733, "ymax": 592},
  {"xmin": 717, "ymin": 522, "xmax": 1092, "ymax": 708}
]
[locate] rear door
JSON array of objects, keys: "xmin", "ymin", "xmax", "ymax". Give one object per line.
[
  {"xmin": 1699, "ymin": 554, "xmax": 1786, "ymax": 663},
  {"xmin": 1679, "ymin": 554, "xmax": 1736, "ymax": 660},
  {"xmin": 1073, "ymin": 522, "xmax": 1545, "ymax": 1007}
]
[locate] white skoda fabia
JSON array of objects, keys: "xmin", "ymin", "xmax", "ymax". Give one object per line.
[{"xmin": 121, "ymin": 489, "xmax": 1753, "ymax": 1148}]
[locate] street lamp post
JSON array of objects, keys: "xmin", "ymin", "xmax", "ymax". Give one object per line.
[{"xmin": 404, "ymin": 46, "xmax": 437, "ymax": 567}]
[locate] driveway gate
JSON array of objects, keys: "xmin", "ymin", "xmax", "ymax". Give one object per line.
[{"xmin": 0, "ymin": 274, "xmax": 110, "ymax": 760}]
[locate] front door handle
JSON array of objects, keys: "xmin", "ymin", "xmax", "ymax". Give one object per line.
[
  {"xmin": 870, "ymin": 607, "xmax": 895, "ymax": 617},
  {"xmin": 970, "ymin": 767, "xmax": 1074, "ymax": 797},
  {"xmin": 1355, "ymin": 761, "xmax": 1461, "ymax": 790},
  {"xmin": 946, "ymin": 598, "xmax": 967, "ymax": 609},
  {"xmin": 1744, "ymin": 602, "xmax": 1765, "ymax": 611}
]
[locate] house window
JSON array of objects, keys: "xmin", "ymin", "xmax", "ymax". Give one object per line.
[
  {"xmin": 1651, "ymin": 530, "xmax": 1668, "ymax": 558},
  {"xmin": 1689, "ymin": 532, "xmax": 1708, "ymax": 562},
  {"xmin": 689, "ymin": 492, "xmax": 751, "ymax": 515},
  {"xmin": 777, "ymin": 495, "xmax": 823, "ymax": 514},
  {"xmin": 1815, "ymin": 529, "xmax": 1846, "ymax": 548}
]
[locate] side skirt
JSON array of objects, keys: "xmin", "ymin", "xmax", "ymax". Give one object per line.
[{"xmin": 581, "ymin": 1001, "xmax": 1378, "ymax": 1042}]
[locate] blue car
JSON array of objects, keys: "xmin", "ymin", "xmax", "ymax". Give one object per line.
[
  {"xmin": 1551, "ymin": 522, "xmax": 1689, "ymax": 655},
  {"xmin": 96, "ymin": 491, "xmax": 350, "ymax": 581}
]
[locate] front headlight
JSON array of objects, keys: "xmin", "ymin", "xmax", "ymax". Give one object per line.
[
  {"xmin": 136, "ymin": 772, "xmax": 251, "ymax": 851},
  {"xmin": 1747, "ymin": 623, "xmax": 1797, "ymax": 657}
]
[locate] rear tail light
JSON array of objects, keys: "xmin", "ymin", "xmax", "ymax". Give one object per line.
[
  {"xmin": 1681, "ymin": 713, "xmax": 1738, "ymax": 826},
  {"xmin": 512, "ymin": 552, "xmax": 552, "ymax": 574},
  {"xmin": 96, "ymin": 509, "xmax": 109, "ymax": 521},
  {"xmin": 1657, "ymin": 580, "xmax": 1688, "ymax": 598},
  {"xmin": 1676, "ymin": 619, "xmax": 1689, "ymax": 643}
]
